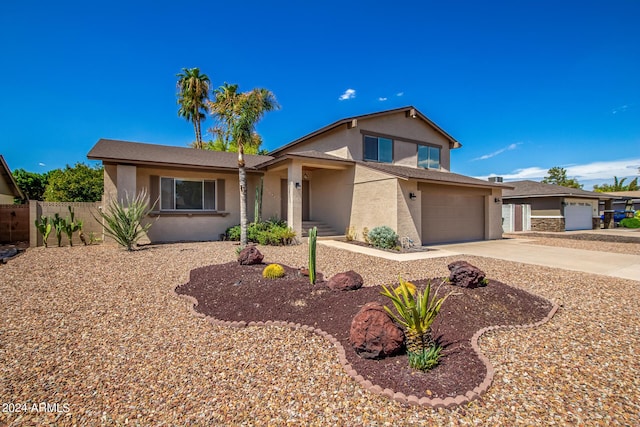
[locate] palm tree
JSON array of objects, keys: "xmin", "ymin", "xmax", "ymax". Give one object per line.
[
  {"xmin": 176, "ymin": 68, "xmax": 210, "ymax": 149},
  {"xmin": 208, "ymin": 84, "xmax": 279, "ymax": 246}
]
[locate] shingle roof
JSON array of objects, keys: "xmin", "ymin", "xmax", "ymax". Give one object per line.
[
  {"xmin": 360, "ymin": 162, "xmax": 511, "ymax": 188},
  {"xmin": 268, "ymin": 106, "xmax": 461, "ymax": 156},
  {"xmin": 502, "ymin": 180, "xmax": 615, "ymax": 199},
  {"xmin": 87, "ymin": 139, "xmax": 273, "ymax": 170}
]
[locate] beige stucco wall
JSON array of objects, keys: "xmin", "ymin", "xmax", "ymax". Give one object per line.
[
  {"xmin": 0, "ymin": 173, "xmax": 16, "ymax": 203},
  {"xmin": 349, "ymin": 164, "xmax": 398, "ymax": 240},
  {"xmin": 396, "ymin": 180, "xmax": 421, "ymax": 244},
  {"xmin": 0, "ymin": 194, "xmax": 14, "ymax": 204},
  {"xmin": 308, "ymin": 168, "xmax": 354, "ymax": 234},
  {"xmin": 276, "ymin": 111, "xmax": 453, "ymax": 171},
  {"xmin": 487, "ymin": 188, "xmax": 504, "ymax": 239}
]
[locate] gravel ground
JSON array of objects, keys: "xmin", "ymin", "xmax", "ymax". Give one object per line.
[
  {"xmin": 503, "ymin": 232, "xmax": 640, "ymax": 255},
  {"xmin": 1, "ymin": 241, "xmax": 639, "ymax": 426}
]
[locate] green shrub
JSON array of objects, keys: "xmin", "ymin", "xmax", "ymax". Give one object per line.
[
  {"xmin": 262, "ymin": 263, "xmax": 285, "ymax": 279},
  {"xmin": 407, "ymin": 345, "xmax": 443, "ymax": 371},
  {"xmin": 367, "ymin": 225, "xmax": 399, "ymax": 249},
  {"xmin": 226, "ymin": 220, "xmax": 295, "ymax": 246},
  {"xmin": 620, "ymin": 217, "xmax": 640, "ymax": 228}
]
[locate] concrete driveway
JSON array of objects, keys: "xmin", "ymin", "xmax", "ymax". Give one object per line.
[{"xmin": 429, "ymin": 239, "xmax": 640, "ymax": 281}]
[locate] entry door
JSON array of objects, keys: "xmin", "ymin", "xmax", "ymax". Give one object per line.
[
  {"xmin": 514, "ymin": 204, "xmax": 523, "ymax": 231},
  {"xmin": 280, "ymin": 179, "xmax": 287, "ymax": 221},
  {"xmin": 302, "ymin": 180, "xmax": 310, "ymax": 221}
]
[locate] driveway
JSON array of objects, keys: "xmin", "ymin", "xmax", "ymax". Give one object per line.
[{"xmin": 429, "ymin": 239, "xmax": 640, "ymax": 281}]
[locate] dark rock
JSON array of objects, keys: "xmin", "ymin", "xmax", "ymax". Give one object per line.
[
  {"xmin": 327, "ymin": 270, "xmax": 363, "ymax": 291},
  {"xmin": 447, "ymin": 260, "xmax": 487, "ymax": 288},
  {"xmin": 237, "ymin": 246, "xmax": 264, "ymax": 265},
  {"xmin": 0, "ymin": 248, "xmax": 18, "ymax": 259},
  {"xmin": 349, "ymin": 302, "xmax": 405, "ymax": 359}
]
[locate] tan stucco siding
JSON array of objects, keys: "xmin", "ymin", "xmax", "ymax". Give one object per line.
[
  {"xmin": 396, "ymin": 180, "xmax": 421, "ymax": 244},
  {"xmin": 0, "ymin": 194, "xmax": 14, "ymax": 204},
  {"xmin": 308, "ymin": 168, "xmax": 354, "ymax": 234},
  {"xmin": 0, "ymin": 174, "xmax": 15, "ymax": 201},
  {"xmin": 350, "ymin": 165, "xmax": 398, "ymax": 240},
  {"xmin": 260, "ymin": 173, "xmax": 282, "ymax": 221},
  {"xmin": 487, "ymin": 188, "xmax": 504, "ymax": 239},
  {"xmin": 394, "ymin": 141, "xmax": 417, "ymax": 167},
  {"xmin": 283, "ymin": 126, "xmax": 356, "ymax": 160}
]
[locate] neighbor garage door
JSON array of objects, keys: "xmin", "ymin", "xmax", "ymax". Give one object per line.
[
  {"xmin": 420, "ymin": 184, "xmax": 487, "ymax": 244},
  {"xmin": 564, "ymin": 205, "xmax": 592, "ymax": 231}
]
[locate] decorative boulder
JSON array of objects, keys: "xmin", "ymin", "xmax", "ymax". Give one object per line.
[
  {"xmin": 237, "ymin": 245, "xmax": 264, "ymax": 265},
  {"xmin": 447, "ymin": 260, "xmax": 487, "ymax": 288},
  {"xmin": 349, "ymin": 302, "xmax": 405, "ymax": 359},
  {"xmin": 327, "ymin": 270, "xmax": 363, "ymax": 291}
]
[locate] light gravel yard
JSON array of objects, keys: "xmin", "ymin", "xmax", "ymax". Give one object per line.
[{"xmin": 1, "ymin": 241, "xmax": 639, "ymax": 426}]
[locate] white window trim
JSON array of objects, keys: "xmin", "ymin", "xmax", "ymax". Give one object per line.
[{"xmin": 160, "ymin": 177, "xmax": 216, "ymax": 211}]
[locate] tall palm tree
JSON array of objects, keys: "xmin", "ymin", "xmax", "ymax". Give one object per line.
[
  {"xmin": 208, "ymin": 84, "xmax": 279, "ymax": 245},
  {"xmin": 176, "ymin": 68, "xmax": 210, "ymax": 149}
]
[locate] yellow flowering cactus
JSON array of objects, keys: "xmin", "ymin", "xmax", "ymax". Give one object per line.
[{"xmin": 262, "ymin": 263, "xmax": 285, "ymax": 279}]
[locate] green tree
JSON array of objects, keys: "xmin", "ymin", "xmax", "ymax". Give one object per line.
[
  {"xmin": 541, "ymin": 167, "xmax": 583, "ymax": 189},
  {"xmin": 12, "ymin": 169, "xmax": 50, "ymax": 202},
  {"xmin": 593, "ymin": 176, "xmax": 639, "ymax": 192},
  {"xmin": 208, "ymin": 84, "xmax": 279, "ymax": 245},
  {"xmin": 177, "ymin": 67, "xmax": 211, "ymax": 149},
  {"xmin": 43, "ymin": 163, "xmax": 104, "ymax": 202}
]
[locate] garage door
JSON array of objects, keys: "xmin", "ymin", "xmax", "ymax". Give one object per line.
[
  {"xmin": 421, "ymin": 185, "xmax": 486, "ymax": 244},
  {"xmin": 565, "ymin": 205, "xmax": 592, "ymax": 231}
]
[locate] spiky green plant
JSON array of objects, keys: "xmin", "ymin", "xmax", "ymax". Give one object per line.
[
  {"xmin": 408, "ymin": 345, "xmax": 442, "ymax": 371},
  {"xmin": 254, "ymin": 177, "xmax": 263, "ymax": 224},
  {"xmin": 34, "ymin": 215, "xmax": 52, "ymax": 247},
  {"xmin": 262, "ymin": 263, "xmax": 285, "ymax": 279},
  {"xmin": 381, "ymin": 277, "xmax": 457, "ymax": 370},
  {"xmin": 63, "ymin": 206, "xmax": 81, "ymax": 246},
  {"xmin": 93, "ymin": 190, "xmax": 156, "ymax": 251},
  {"xmin": 308, "ymin": 226, "xmax": 317, "ymax": 284},
  {"xmin": 51, "ymin": 213, "xmax": 66, "ymax": 247}
]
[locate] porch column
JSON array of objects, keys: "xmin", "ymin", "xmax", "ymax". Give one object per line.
[
  {"xmin": 603, "ymin": 199, "xmax": 614, "ymax": 229},
  {"xmin": 287, "ymin": 160, "xmax": 303, "ymax": 239},
  {"xmin": 116, "ymin": 165, "xmax": 137, "ymax": 205}
]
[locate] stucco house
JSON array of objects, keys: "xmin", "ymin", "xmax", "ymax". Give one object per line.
[
  {"xmin": 502, "ymin": 180, "xmax": 615, "ymax": 232},
  {"xmin": 0, "ymin": 155, "xmax": 24, "ymax": 204},
  {"xmin": 87, "ymin": 106, "xmax": 508, "ymax": 245}
]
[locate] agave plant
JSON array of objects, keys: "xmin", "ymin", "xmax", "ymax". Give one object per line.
[{"xmin": 380, "ymin": 277, "xmax": 456, "ymax": 368}]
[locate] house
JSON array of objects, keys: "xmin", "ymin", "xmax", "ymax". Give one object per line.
[
  {"xmin": 0, "ymin": 155, "xmax": 24, "ymax": 204},
  {"xmin": 87, "ymin": 106, "xmax": 509, "ymax": 245},
  {"xmin": 602, "ymin": 191, "xmax": 640, "ymax": 213},
  {"xmin": 501, "ymin": 180, "xmax": 616, "ymax": 232}
]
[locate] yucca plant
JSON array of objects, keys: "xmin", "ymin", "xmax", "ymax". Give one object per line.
[
  {"xmin": 381, "ymin": 277, "xmax": 457, "ymax": 370},
  {"xmin": 93, "ymin": 190, "xmax": 156, "ymax": 251}
]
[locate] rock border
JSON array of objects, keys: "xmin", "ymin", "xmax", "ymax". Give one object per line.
[{"xmin": 173, "ymin": 288, "xmax": 559, "ymax": 409}]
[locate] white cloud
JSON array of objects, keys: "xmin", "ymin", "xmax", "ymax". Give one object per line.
[
  {"xmin": 478, "ymin": 158, "xmax": 640, "ymax": 182},
  {"xmin": 612, "ymin": 104, "xmax": 629, "ymax": 114},
  {"xmin": 378, "ymin": 97, "xmax": 388, "ymax": 101},
  {"xmin": 472, "ymin": 142, "xmax": 521, "ymax": 161},
  {"xmin": 338, "ymin": 88, "xmax": 356, "ymax": 101},
  {"xmin": 396, "ymin": 92, "xmax": 404, "ymax": 97},
  {"xmin": 38, "ymin": 162, "xmax": 46, "ymax": 167}
]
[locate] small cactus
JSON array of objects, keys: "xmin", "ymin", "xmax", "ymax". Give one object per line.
[
  {"xmin": 308, "ymin": 226, "xmax": 317, "ymax": 284},
  {"xmin": 262, "ymin": 263, "xmax": 285, "ymax": 279}
]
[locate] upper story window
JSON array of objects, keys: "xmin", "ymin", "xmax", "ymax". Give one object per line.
[
  {"xmin": 160, "ymin": 177, "xmax": 216, "ymax": 210},
  {"xmin": 418, "ymin": 145, "xmax": 441, "ymax": 169},
  {"xmin": 363, "ymin": 135, "xmax": 393, "ymax": 163}
]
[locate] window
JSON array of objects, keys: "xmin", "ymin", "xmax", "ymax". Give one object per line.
[
  {"xmin": 364, "ymin": 135, "xmax": 393, "ymax": 163},
  {"xmin": 418, "ymin": 145, "xmax": 441, "ymax": 169},
  {"xmin": 160, "ymin": 178, "xmax": 216, "ymax": 210}
]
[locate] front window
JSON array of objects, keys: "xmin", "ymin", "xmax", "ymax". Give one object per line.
[
  {"xmin": 364, "ymin": 135, "xmax": 393, "ymax": 163},
  {"xmin": 160, "ymin": 177, "xmax": 216, "ymax": 210},
  {"xmin": 418, "ymin": 145, "xmax": 441, "ymax": 169}
]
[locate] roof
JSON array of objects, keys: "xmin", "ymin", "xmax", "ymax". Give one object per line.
[
  {"xmin": 603, "ymin": 191, "xmax": 640, "ymax": 199},
  {"xmin": 256, "ymin": 150, "xmax": 355, "ymax": 169},
  {"xmin": 502, "ymin": 180, "xmax": 616, "ymax": 199},
  {"xmin": 268, "ymin": 106, "xmax": 461, "ymax": 156},
  {"xmin": 87, "ymin": 139, "xmax": 273, "ymax": 170},
  {"xmin": 360, "ymin": 162, "xmax": 512, "ymax": 189},
  {"xmin": 0, "ymin": 155, "xmax": 25, "ymax": 200}
]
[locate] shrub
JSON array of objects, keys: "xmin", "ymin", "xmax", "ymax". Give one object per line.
[
  {"xmin": 226, "ymin": 220, "xmax": 295, "ymax": 246},
  {"xmin": 362, "ymin": 227, "xmax": 370, "ymax": 244},
  {"xmin": 367, "ymin": 226, "xmax": 399, "ymax": 249},
  {"xmin": 262, "ymin": 263, "xmax": 285, "ymax": 279},
  {"xmin": 620, "ymin": 217, "xmax": 640, "ymax": 228},
  {"xmin": 345, "ymin": 226, "xmax": 357, "ymax": 242},
  {"xmin": 93, "ymin": 190, "xmax": 155, "ymax": 251}
]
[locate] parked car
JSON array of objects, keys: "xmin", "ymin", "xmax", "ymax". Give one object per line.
[{"xmin": 600, "ymin": 210, "xmax": 636, "ymax": 223}]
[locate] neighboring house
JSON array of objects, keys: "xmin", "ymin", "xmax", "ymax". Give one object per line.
[
  {"xmin": 502, "ymin": 180, "xmax": 616, "ymax": 232},
  {"xmin": 602, "ymin": 191, "xmax": 640, "ymax": 213},
  {"xmin": 87, "ymin": 106, "xmax": 509, "ymax": 245},
  {"xmin": 0, "ymin": 155, "xmax": 24, "ymax": 204}
]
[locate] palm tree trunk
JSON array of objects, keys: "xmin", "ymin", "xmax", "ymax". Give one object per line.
[
  {"xmin": 192, "ymin": 121, "xmax": 201, "ymax": 149},
  {"xmin": 196, "ymin": 118, "xmax": 203, "ymax": 148},
  {"xmin": 239, "ymin": 145, "xmax": 247, "ymax": 246}
]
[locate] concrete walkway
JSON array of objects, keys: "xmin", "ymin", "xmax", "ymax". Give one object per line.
[{"xmin": 319, "ymin": 239, "xmax": 640, "ymax": 281}]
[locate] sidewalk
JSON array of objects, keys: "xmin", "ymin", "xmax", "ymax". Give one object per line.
[{"xmin": 319, "ymin": 239, "xmax": 640, "ymax": 281}]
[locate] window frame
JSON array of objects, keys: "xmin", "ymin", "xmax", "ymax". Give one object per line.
[
  {"xmin": 159, "ymin": 177, "xmax": 217, "ymax": 211},
  {"xmin": 363, "ymin": 134, "xmax": 394, "ymax": 163},
  {"xmin": 417, "ymin": 144, "xmax": 441, "ymax": 170}
]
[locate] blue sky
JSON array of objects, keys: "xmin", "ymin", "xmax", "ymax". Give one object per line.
[{"xmin": 1, "ymin": 0, "xmax": 639, "ymax": 190}]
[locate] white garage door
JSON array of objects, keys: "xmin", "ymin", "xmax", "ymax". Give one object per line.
[
  {"xmin": 421, "ymin": 185, "xmax": 486, "ymax": 244},
  {"xmin": 565, "ymin": 205, "xmax": 592, "ymax": 231}
]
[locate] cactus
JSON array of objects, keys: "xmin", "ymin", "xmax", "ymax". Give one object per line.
[
  {"xmin": 51, "ymin": 213, "xmax": 66, "ymax": 247},
  {"xmin": 262, "ymin": 263, "xmax": 285, "ymax": 279},
  {"xmin": 64, "ymin": 206, "xmax": 81, "ymax": 246},
  {"xmin": 308, "ymin": 226, "xmax": 317, "ymax": 284},
  {"xmin": 34, "ymin": 215, "xmax": 52, "ymax": 248},
  {"xmin": 254, "ymin": 177, "xmax": 263, "ymax": 224}
]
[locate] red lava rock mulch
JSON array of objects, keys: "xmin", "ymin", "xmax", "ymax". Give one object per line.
[{"xmin": 175, "ymin": 262, "xmax": 554, "ymax": 400}]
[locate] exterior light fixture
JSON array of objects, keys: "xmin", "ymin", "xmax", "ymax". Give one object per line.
[
  {"xmin": 409, "ymin": 192, "xmax": 417, "ymax": 200},
  {"xmin": 295, "ymin": 182, "xmax": 301, "ymax": 189}
]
